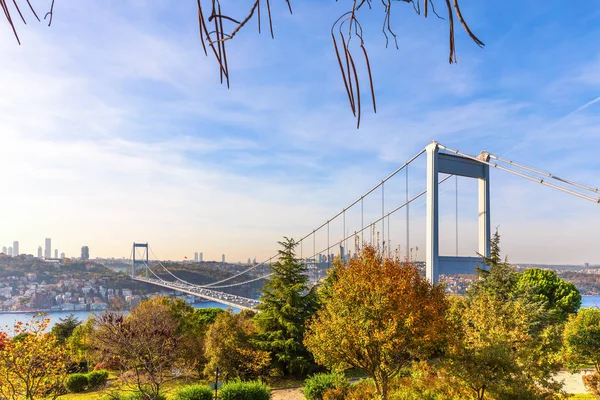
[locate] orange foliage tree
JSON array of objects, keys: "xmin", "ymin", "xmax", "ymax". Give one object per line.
[
  {"xmin": 304, "ymin": 244, "xmax": 448, "ymax": 399},
  {"xmin": 0, "ymin": 315, "xmax": 70, "ymax": 400}
]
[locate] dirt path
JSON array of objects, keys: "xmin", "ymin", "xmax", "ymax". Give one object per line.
[{"xmin": 271, "ymin": 387, "xmax": 303, "ymax": 400}]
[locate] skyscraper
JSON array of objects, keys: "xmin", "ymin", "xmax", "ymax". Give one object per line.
[
  {"xmin": 1, "ymin": 246, "xmax": 6, "ymax": 254},
  {"xmin": 60, "ymin": 252, "xmax": 65, "ymax": 259},
  {"xmin": 222, "ymin": 254, "xmax": 225, "ymax": 263},
  {"xmin": 8, "ymin": 247, "xmax": 12, "ymax": 257},
  {"xmin": 44, "ymin": 238, "xmax": 51, "ymax": 259},
  {"xmin": 37, "ymin": 246, "xmax": 42, "ymax": 258},
  {"xmin": 200, "ymin": 252, "xmax": 203, "ymax": 262},
  {"xmin": 12, "ymin": 241, "xmax": 19, "ymax": 257},
  {"xmin": 81, "ymin": 246, "xmax": 89, "ymax": 260},
  {"xmin": 54, "ymin": 249, "xmax": 58, "ymax": 259},
  {"xmin": 194, "ymin": 252, "xmax": 198, "ymax": 262}
]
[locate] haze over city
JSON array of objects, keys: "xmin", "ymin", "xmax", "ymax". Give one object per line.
[{"xmin": 0, "ymin": 1, "xmax": 599, "ymax": 264}]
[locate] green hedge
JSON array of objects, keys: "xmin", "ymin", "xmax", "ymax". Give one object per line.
[
  {"xmin": 303, "ymin": 373, "xmax": 348, "ymax": 400},
  {"xmin": 173, "ymin": 384, "xmax": 214, "ymax": 400},
  {"xmin": 65, "ymin": 373, "xmax": 88, "ymax": 393},
  {"xmin": 87, "ymin": 370, "xmax": 109, "ymax": 389},
  {"xmin": 219, "ymin": 379, "xmax": 271, "ymax": 400}
]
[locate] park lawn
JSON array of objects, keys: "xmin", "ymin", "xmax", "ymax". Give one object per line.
[
  {"xmin": 60, "ymin": 376, "xmax": 207, "ymax": 400},
  {"xmin": 569, "ymin": 395, "xmax": 595, "ymax": 400}
]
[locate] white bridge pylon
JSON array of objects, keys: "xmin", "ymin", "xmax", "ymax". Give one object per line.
[{"xmin": 426, "ymin": 142, "xmax": 490, "ymax": 283}]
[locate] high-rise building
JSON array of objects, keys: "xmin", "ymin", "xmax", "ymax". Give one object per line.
[
  {"xmin": 44, "ymin": 238, "xmax": 51, "ymax": 259},
  {"xmin": 37, "ymin": 246, "xmax": 42, "ymax": 258},
  {"xmin": 60, "ymin": 252, "xmax": 65, "ymax": 259},
  {"xmin": 247, "ymin": 258, "xmax": 251, "ymax": 265},
  {"xmin": 1, "ymin": 246, "xmax": 6, "ymax": 254},
  {"xmin": 12, "ymin": 241, "xmax": 19, "ymax": 257},
  {"xmin": 222, "ymin": 254, "xmax": 225, "ymax": 263},
  {"xmin": 200, "ymin": 252, "xmax": 203, "ymax": 262},
  {"xmin": 194, "ymin": 252, "xmax": 198, "ymax": 262},
  {"xmin": 81, "ymin": 246, "xmax": 89, "ymax": 260},
  {"xmin": 8, "ymin": 247, "xmax": 12, "ymax": 257},
  {"xmin": 54, "ymin": 249, "xmax": 58, "ymax": 259}
]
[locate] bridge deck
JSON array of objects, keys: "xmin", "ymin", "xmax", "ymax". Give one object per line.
[{"xmin": 133, "ymin": 277, "xmax": 259, "ymax": 311}]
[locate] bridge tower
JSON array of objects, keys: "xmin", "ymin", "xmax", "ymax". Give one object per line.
[
  {"xmin": 132, "ymin": 243, "xmax": 149, "ymax": 279},
  {"xmin": 426, "ymin": 142, "xmax": 491, "ymax": 283}
]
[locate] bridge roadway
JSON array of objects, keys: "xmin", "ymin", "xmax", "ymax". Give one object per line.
[{"xmin": 133, "ymin": 277, "xmax": 260, "ymax": 311}]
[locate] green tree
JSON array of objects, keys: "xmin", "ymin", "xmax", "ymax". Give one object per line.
[
  {"xmin": 67, "ymin": 317, "xmax": 96, "ymax": 366},
  {"xmin": 254, "ymin": 237, "xmax": 318, "ymax": 376},
  {"xmin": 469, "ymin": 229, "xmax": 519, "ymax": 302},
  {"xmin": 204, "ymin": 310, "xmax": 270, "ymax": 381},
  {"xmin": 564, "ymin": 308, "xmax": 600, "ymax": 373},
  {"xmin": 517, "ymin": 268, "xmax": 581, "ymax": 322},
  {"xmin": 51, "ymin": 313, "xmax": 82, "ymax": 344},
  {"xmin": 304, "ymin": 245, "xmax": 448, "ymax": 399}
]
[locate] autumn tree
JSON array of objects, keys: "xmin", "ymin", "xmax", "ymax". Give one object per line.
[
  {"xmin": 564, "ymin": 308, "xmax": 600, "ymax": 373},
  {"xmin": 0, "ymin": 315, "xmax": 70, "ymax": 400},
  {"xmin": 254, "ymin": 237, "xmax": 319, "ymax": 376},
  {"xmin": 304, "ymin": 244, "xmax": 448, "ymax": 399},
  {"xmin": 204, "ymin": 310, "xmax": 270, "ymax": 381},
  {"xmin": 91, "ymin": 299, "xmax": 184, "ymax": 399}
]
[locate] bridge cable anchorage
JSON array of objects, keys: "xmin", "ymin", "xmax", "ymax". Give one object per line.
[
  {"xmin": 304, "ymin": 174, "xmax": 454, "ymax": 262},
  {"xmin": 436, "ymin": 144, "xmax": 600, "ymax": 204}
]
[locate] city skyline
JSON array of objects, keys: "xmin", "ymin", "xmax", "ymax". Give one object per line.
[{"xmin": 0, "ymin": 2, "xmax": 599, "ymax": 263}]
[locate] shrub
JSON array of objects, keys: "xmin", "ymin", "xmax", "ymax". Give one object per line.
[
  {"xmin": 303, "ymin": 373, "xmax": 348, "ymax": 400},
  {"xmin": 583, "ymin": 372, "xmax": 600, "ymax": 396},
  {"xmin": 346, "ymin": 379, "xmax": 379, "ymax": 400},
  {"xmin": 65, "ymin": 373, "xmax": 88, "ymax": 393},
  {"xmin": 219, "ymin": 379, "xmax": 271, "ymax": 400},
  {"xmin": 87, "ymin": 370, "xmax": 109, "ymax": 389},
  {"xmin": 173, "ymin": 384, "xmax": 214, "ymax": 400}
]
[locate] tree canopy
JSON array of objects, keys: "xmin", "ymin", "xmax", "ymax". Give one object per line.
[
  {"xmin": 253, "ymin": 237, "xmax": 318, "ymax": 376},
  {"xmin": 305, "ymin": 244, "xmax": 448, "ymax": 399}
]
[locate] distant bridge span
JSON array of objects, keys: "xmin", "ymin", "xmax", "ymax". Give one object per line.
[{"xmin": 133, "ymin": 277, "xmax": 259, "ymax": 311}]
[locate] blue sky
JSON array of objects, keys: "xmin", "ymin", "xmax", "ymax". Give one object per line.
[{"xmin": 0, "ymin": 0, "xmax": 599, "ymax": 264}]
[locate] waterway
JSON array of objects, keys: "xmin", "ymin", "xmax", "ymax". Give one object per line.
[
  {"xmin": 0, "ymin": 301, "xmax": 240, "ymax": 330},
  {"xmin": 1, "ymin": 296, "xmax": 598, "ymax": 331}
]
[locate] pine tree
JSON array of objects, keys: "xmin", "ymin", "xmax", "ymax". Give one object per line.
[
  {"xmin": 470, "ymin": 229, "xmax": 518, "ymax": 301},
  {"xmin": 253, "ymin": 237, "xmax": 318, "ymax": 376}
]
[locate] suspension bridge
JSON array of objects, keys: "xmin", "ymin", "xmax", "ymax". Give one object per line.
[{"xmin": 130, "ymin": 141, "xmax": 600, "ymax": 310}]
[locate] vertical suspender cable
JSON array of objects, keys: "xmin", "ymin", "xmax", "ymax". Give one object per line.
[
  {"xmin": 455, "ymin": 175, "xmax": 459, "ymax": 256},
  {"xmin": 382, "ymin": 181, "xmax": 385, "ymax": 250},
  {"xmin": 327, "ymin": 221, "xmax": 330, "ymax": 268},
  {"xmin": 406, "ymin": 166, "xmax": 409, "ymax": 257},
  {"xmin": 343, "ymin": 210, "xmax": 346, "ymax": 261},
  {"xmin": 361, "ymin": 197, "xmax": 364, "ymax": 243}
]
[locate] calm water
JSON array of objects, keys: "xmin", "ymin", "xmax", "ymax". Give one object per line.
[{"xmin": 0, "ymin": 301, "xmax": 240, "ymax": 330}]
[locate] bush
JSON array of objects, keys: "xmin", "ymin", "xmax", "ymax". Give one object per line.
[
  {"xmin": 583, "ymin": 372, "xmax": 600, "ymax": 396},
  {"xmin": 303, "ymin": 373, "xmax": 348, "ymax": 400},
  {"xmin": 87, "ymin": 370, "xmax": 109, "ymax": 389},
  {"xmin": 173, "ymin": 384, "xmax": 214, "ymax": 400},
  {"xmin": 65, "ymin": 373, "xmax": 88, "ymax": 393},
  {"xmin": 219, "ymin": 379, "xmax": 271, "ymax": 400}
]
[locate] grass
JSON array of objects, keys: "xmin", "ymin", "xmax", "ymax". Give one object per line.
[
  {"xmin": 60, "ymin": 376, "xmax": 207, "ymax": 400},
  {"xmin": 569, "ymin": 395, "xmax": 595, "ymax": 400}
]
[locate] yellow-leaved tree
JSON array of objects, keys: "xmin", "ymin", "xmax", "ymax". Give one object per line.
[
  {"xmin": 304, "ymin": 244, "xmax": 448, "ymax": 399},
  {"xmin": 0, "ymin": 315, "xmax": 70, "ymax": 400}
]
